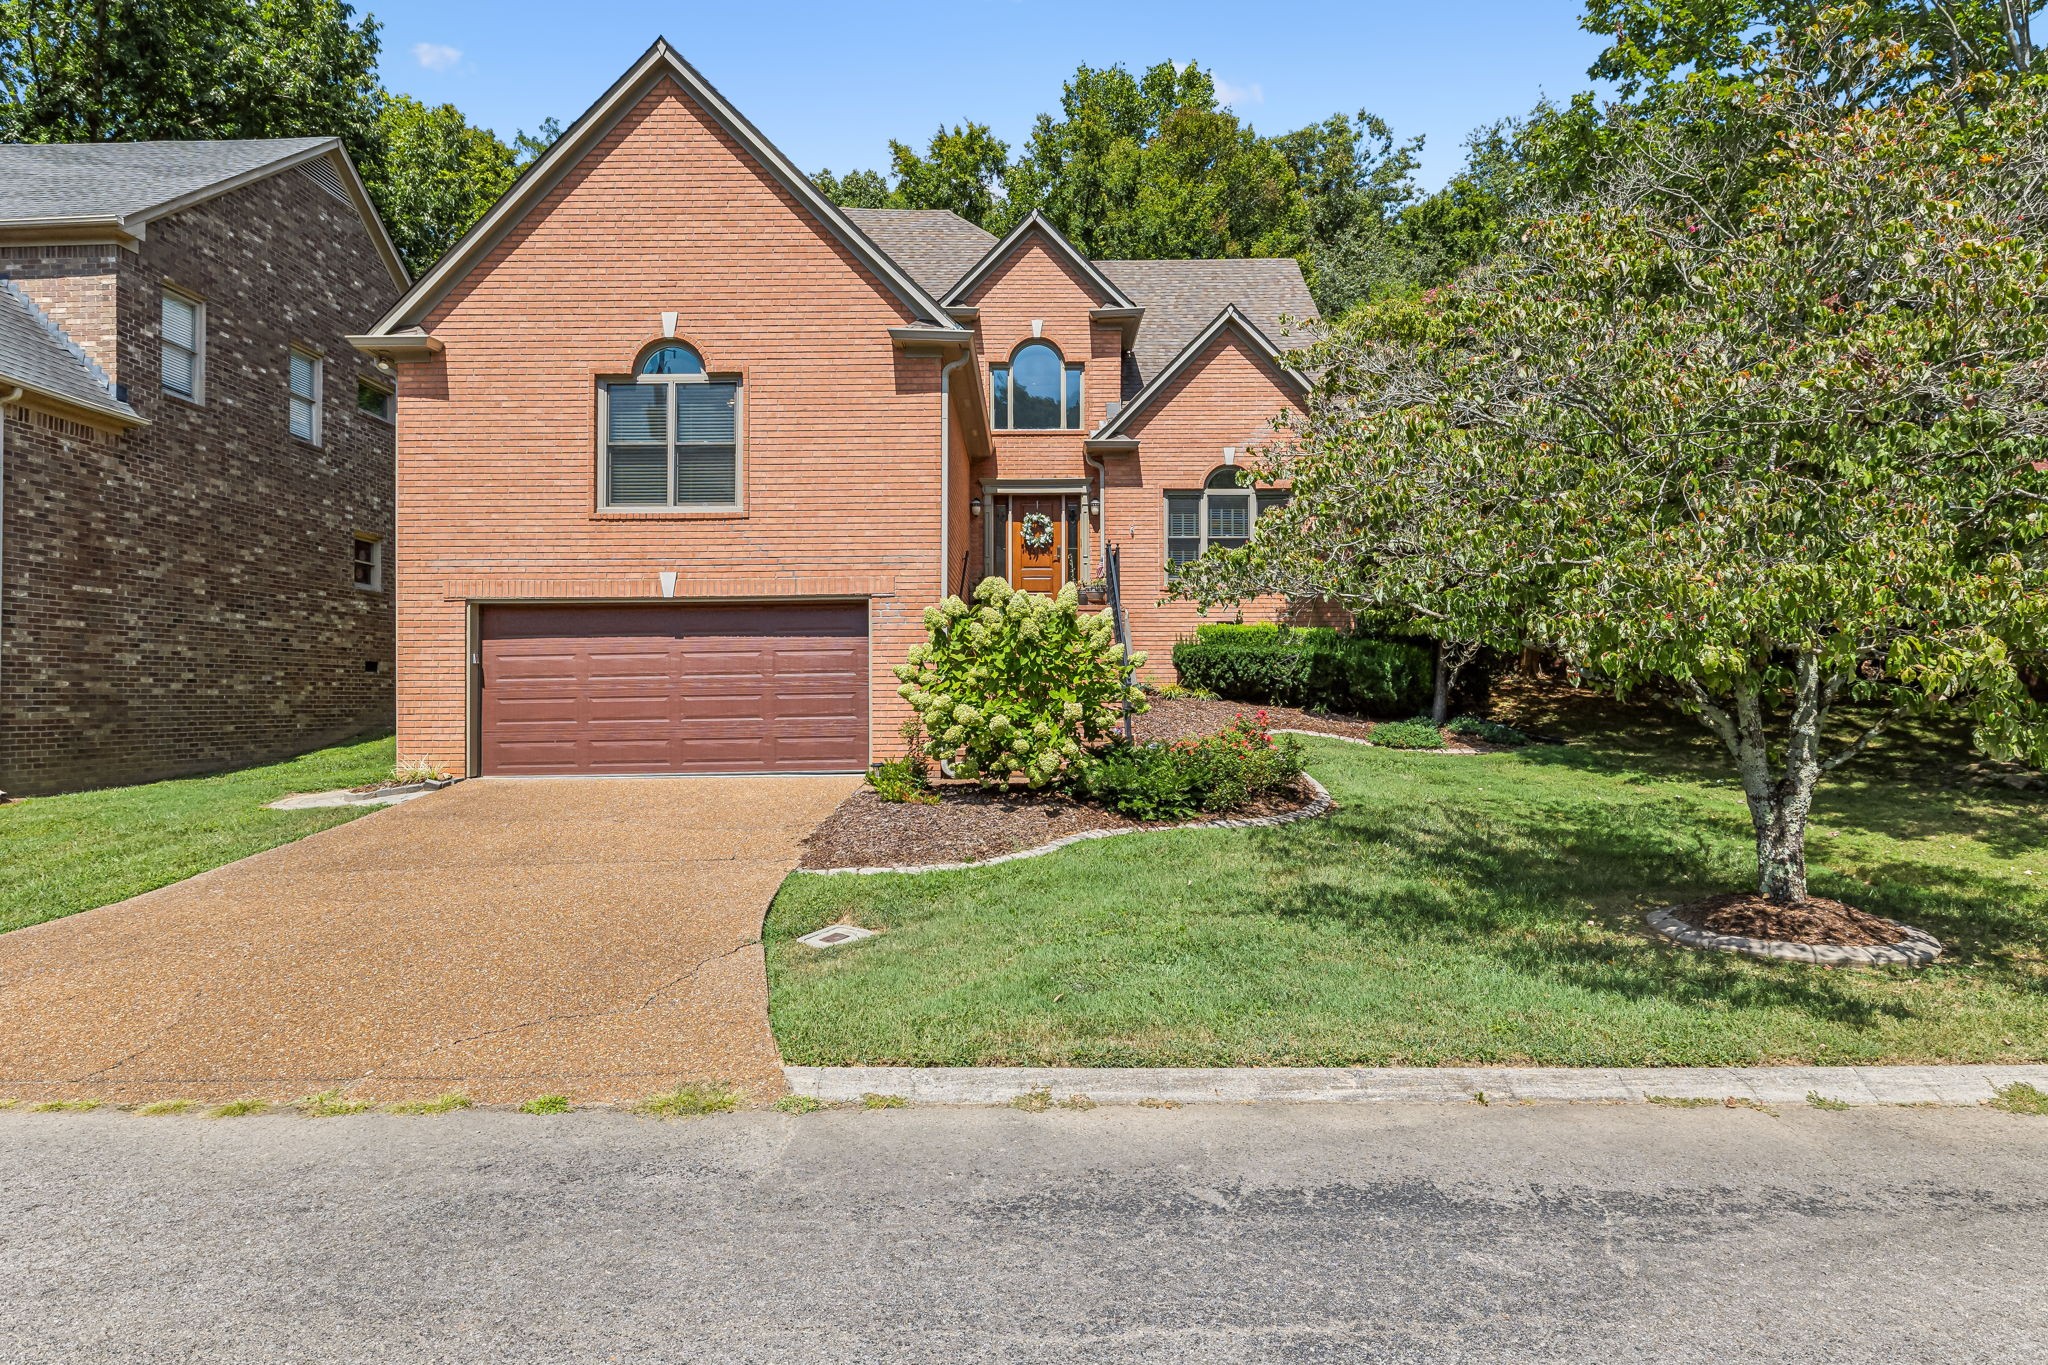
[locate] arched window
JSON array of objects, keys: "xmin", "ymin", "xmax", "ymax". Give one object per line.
[
  {"xmin": 598, "ymin": 341, "xmax": 740, "ymax": 509},
  {"xmin": 1165, "ymin": 467, "xmax": 1289, "ymax": 568},
  {"xmin": 991, "ymin": 340, "xmax": 1083, "ymax": 430}
]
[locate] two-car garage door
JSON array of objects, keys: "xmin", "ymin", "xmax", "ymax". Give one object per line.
[{"xmin": 478, "ymin": 603, "xmax": 869, "ymax": 776}]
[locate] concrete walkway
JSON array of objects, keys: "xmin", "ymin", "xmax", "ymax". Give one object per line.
[
  {"xmin": 787, "ymin": 1063, "xmax": 2048, "ymax": 1107},
  {"xmin": 0, "ymin": 776, "xmax": 856, "ymax": 1106}
]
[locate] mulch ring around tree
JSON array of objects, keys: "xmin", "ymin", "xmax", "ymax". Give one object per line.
[
  {"xmin": 1647, "ymin": 892, "xmax": 1944, "ymax": 967},
  {"xmin": 796, "ymin": 778, "xmax": 1323, "ymax": 872}
]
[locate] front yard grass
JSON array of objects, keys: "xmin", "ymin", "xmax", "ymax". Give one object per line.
[
  {"xmin": 0, "ymin": 733, "xmax": 395, "ymax": 934},
  {"xmin": 765, "ymin": 694, "xmax": 2048, "ymax": 1067}
]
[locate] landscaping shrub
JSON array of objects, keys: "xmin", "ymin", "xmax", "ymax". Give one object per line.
[
  {"xmin": 1370, "ymin": 718, "xmax": 1447, "ymax": 750},
  {"xmin": 867, "ymin": 718, "xmax": 938, "ymax": 804},
  {"xmin": 1172, "ymin": 626, "xmax": 1431, "ymax": 714},
  {"xmin": 1079, "ymin": 714, "xmax": 1305, "ymax": 820},
  {"xmin": 896, "ymin": 578, "xmax": 1145, "ymax": 789},
  {"xmin": 1446, "ymin": 715, "xmax": 1529, "ymax": 747}
]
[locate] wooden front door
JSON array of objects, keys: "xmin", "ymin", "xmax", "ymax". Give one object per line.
[{"xmin": 1007, "ymin": 496, "xmax": 1068, "ymax": 596}]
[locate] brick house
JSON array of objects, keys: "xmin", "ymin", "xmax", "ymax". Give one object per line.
[
  {"xmin": 352, "ymin": 40, "xmax": 1315, "ymax": 778},
  {"xmin": 0, "ymin": 139, "xmax": 408, "ymax": 795}
]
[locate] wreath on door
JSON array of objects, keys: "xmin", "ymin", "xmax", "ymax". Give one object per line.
[{"xmin": 1020, "ymin": 512, "xmax": 1057, "ymax": 553}]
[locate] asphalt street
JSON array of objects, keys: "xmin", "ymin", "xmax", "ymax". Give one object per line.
[{"xmin": 2, "ymin": 1102, "xmax": 2044, "ymax": 1362}]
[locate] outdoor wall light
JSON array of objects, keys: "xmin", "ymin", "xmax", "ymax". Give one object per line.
[{"xmin": 970, "ymin": 496, "xmax": 983, "ymax": 517}]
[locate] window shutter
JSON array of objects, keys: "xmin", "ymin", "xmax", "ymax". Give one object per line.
[{"xmin": 606, "ymin": 383, "xmax": 668, "ymax": 505}]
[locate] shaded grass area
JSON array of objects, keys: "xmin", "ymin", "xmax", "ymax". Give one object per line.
[
  {"xmin": 766, "ymin": 692, "xmax": 2048, "ymax": 1068},
  {"xmin": 0, "ymin": 733, "xmax": 395, "ymax": 934}
]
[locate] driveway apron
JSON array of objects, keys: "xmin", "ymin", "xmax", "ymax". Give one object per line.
[{"xmin": 0, "ymin": 776, "xmax": 857, "ymax": 1105}]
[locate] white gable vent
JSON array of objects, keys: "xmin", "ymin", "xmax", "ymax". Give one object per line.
[{"xmin": 301, "ymin": 156, "xmax": 352, "ymax": 205}]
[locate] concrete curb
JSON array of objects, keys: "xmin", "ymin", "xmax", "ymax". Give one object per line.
[
  {"xmin": 1645, "ymin": 908, "xmax": 1944, "ymax": 967},
  {"xmin": 783, "ymin": 1063, "xmax": 2048, "ymax": 1108},
  {"xmin": 789, "ymin": 775, "xmax": 1332, "ymax": 878}
]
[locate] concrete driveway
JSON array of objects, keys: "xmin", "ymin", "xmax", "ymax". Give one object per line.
[{"xmin": 0, "ymin": 776, "xmax": 857, "ymax": 1106}]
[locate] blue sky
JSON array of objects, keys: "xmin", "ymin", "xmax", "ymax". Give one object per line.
[{"xmin": 371, "ymin": 1, "xmax": 1608, "ymax": 191}]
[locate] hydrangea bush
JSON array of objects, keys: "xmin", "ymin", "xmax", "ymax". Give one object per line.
[{"xmin": 895, "ymin": 577, "xmax": 1146, "ymax": 789}]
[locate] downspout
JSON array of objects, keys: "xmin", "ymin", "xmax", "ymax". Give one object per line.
[
  {"xmin": 939, "ymin": 350, "xmax": 974, "ymax": 600},
  {"xmin": 1083, "ymin": 449, "xmax": 1109, "ymax": 581},
  {"xmin": 0, "ymin": 386, "xmax": 18, "ymax": 792}
]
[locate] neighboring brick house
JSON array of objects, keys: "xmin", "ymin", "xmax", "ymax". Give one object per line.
[
  {"xmin": 0, "ymin": 140, "xmax": 408, "ymax": 795},
  {"xmin": 352, "ymin": 40, "xmax": 1315, "ymax": 779}
]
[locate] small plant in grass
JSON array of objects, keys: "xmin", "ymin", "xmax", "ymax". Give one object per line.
[
  {"xmin": 772, "ymin": 1095, "xmax": 823, "ymax": 1115},
  {"xmin": 1989, "ymin": 1082, "xmax": 2048, "ymax": 1116},
  {"xmin": 30, "ymin": 1099, "xmax": 101, "ymax": 1113},
  {"xmin": 388, "ymin": 1092, "xmax": 473, "ymax": 1116},
  {"xmin": 638, "ymin": 1084, "xmax": 740, "ymax": 1118},
  {"xmin": 896, "ymin": 577, "xmax": 1145, "ymax": 790},
  {"xmin": 1445, "ymin": 716, "xmax": 1529, "ymax": 747},
  {"xmin": 519, "ymin": 1094, "xmax": 573, "ymax": 1115},
  {"xmin": 136, "ymin": 1100, "xmax": 195, "ymax": 1117},
  {"xmin": 1151, "ymin": 683, "xmax": 1217, "ymax": 701},
  {"xmin": 861, "ymin": 1092, "xmax": 907, "ymax": 1110},
  {"xmin": 391, "ymin": 756, "xmax": 449, "ymax": 785},
  {"xmin": 208, "ymin": 1099, "xmax": 269, "ymax": 1118},
  {"xmin": 1078, "ymin": 713, "xmax": 1304, "ymax": 820},
  {"xmin": 1370, "ymin": 718, "xmax": 1446, "ymax": 750},
  {"xmin": 299, "ymin": 1089, "xmax": 375, "ymax": 1118},
  {"xmin": 867, "ymin": 717, "xmax": 939, "ymax": 804}
]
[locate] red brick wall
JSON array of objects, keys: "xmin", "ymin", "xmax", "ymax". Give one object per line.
[
  {"xmin": 393, "ymin": 79, "xmax": 953, "ymax": 774},
  {"xmin": 0, "ymin": 168, "xmax": 398, "ymax": 795},
  {"xmin": 1099, "ymin": 330, "xmax": 1306, "ymax": 679}
]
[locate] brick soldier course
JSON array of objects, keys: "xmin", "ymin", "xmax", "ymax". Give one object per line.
[{"xmin": 0, "ymin": 140, "xmax": 407, "ymax": 795}]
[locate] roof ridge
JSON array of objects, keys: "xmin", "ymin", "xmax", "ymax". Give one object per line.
[{"xmin": 0, "ymin": 277, "xmax": 116, "ymax": 395}]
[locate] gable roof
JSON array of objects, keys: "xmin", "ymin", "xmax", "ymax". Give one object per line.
[
  {"xmin": 364, "ymin": 39, "xmax": 966, "ymax": 341},
  {"xmin": 1090, "ymin": 305, "xmax": 1307, "ymax": 443},
  {"xmin": 1098, "ymin": 258, "xmax": 1316, "ymax": 387},
  {"xmin": 0, "ymin": 280, "xmax": 141, "ymax": 425},
  {"xmin": 942, "ymin": 210, "xmax": 1138, "ymax": 310},
  {"xmin": 0, "ymin": 138, "xmax": 407, "ymax": 289},
  {"xmin": 841, "ymin": 209, "xmax": 995, "ymax": 300}
]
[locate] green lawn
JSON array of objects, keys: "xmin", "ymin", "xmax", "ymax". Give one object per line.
[
  {"xmin": 765, "ymin": 694, "xmax": 2048, "ymax": 1067},
  {"xmin": 0, "ymin": 733, "xmax": 396, "ymax": 934}
]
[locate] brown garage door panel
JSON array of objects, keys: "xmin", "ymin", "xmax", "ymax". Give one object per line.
[{"xmin": 479, "ymin": 604, "xmax": 869, "ymax": 776}]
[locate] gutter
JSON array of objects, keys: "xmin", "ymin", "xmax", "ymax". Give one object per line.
[{"xmin": 939, "ymin": 351, "xmax": 975, "ymax": 599}]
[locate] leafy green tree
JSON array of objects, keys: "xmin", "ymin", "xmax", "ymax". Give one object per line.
[
  {"xmin": 366, "ymin": 95, "xmax": 523, "ymax": 273},
  {"xmin": 811, "ymin": 166, "xmax": 891, "ymax": 209},
  {"xmin": 884, "ymin": 121, "xmax": 1010, "ymax": 228},
  {"xmin": 1176, "ymin": 27, "xmax": 2048, "ymax": 904},
  {"xmin": 0, "ymin": 0, "xmax": 383, "ymax": 174}
]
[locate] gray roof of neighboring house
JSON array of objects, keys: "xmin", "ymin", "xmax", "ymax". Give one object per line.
[
  {"xmin": 841, "ymin": 208, "xmax": 996, "ymax": 301},
  {"xmin": 0, "ymin": 279, "xmax": 138, "ymax": 422},
  {"xmin": 1098, "ymin": 258, "xmax": 1318, "ymax": 387},
  {"xmin": 831, "ymin": 208, "xmax": 1318, "ymax": 388},
  {"xmin": 0, "ymin": 137, "xmax": 337, "ymax": 227}
]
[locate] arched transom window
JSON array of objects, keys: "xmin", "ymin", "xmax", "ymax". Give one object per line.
[
  {"xmin": 599, "ymin": 341, "xmax": 740, "ymax": 509},
  {"xmin": 1165, "ymin": 466, "xmax": 1288, "ymax": 568},
  {"xmin": 991, "ymin": 340, "xmax": 1082, "ymax": 430}
]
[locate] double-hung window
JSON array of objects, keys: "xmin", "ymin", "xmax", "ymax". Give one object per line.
[
  {"xmin": 289, "ymin": 348, "xmax": 323, "ymax": 444},
  {"xmin": 1166, "ymin": 467, "xmax": 1289, "ymax": 569},
  {"xmin": 161, "ymin": 290, "xmax": 203, "ymax": 400},
  {"xmin": 356, "ymin": 378, "xmax": 394, "ymax": 422},
  {"xmin": 352, "ymin": 534, "xmax": 384, "ymax": 591},
  {"xmin": 990, "ymin": 340, "xmax": 1083, "ymax": 430},
  {"xmin": 600, "ymin": 343, "xmax": 740, "ymax": 510}
]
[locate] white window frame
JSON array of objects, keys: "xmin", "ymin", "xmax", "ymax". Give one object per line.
[
  {"xmin": 352, "ymin": 533, "xmax": 384, "ymax": 592},
  {"xmin": 356, "ymin": 376, "xmax": 395, "ymax": 423},
  {"xmin": 595, "ymin": 366, "xmax": 744, "ymax": 513},
  {"xmin": 1164, "ymin": 469, "xmax": 1287, "ymax": 571},
  {"xmin": 160, "ymin": 288, "xmax": 205, "ymax": 403},
  {"xmin": 990, "ymin": 341, "xmax": 1084, "ymax": 431},
  {"xmin": 290, "ymin": 347, "xmax": 324, "ymax": 445}
]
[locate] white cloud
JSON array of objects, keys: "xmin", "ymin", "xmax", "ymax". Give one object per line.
[
  {"xmin": 412, "ymin": 42, "xmax": 462, "ymax": 72},
  {"xmin": 1215, "ymin": 78, "xmax": 1264, "ymax": 109}
]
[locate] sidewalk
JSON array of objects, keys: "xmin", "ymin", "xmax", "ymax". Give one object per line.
[{"xmin": 785, "ymin": 1063, "xmax": 2048, "ymax": 1107}]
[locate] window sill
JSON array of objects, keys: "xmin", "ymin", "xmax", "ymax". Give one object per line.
[
  {"xmin": 591, "ymin": 507, "xmax": 747, "ymax": 521},
  {"xmin": 160, "ymin": 390, "xmax": 206, "ymax": 410},
  {"xmin": 992, "ymin": 428, "xmax": 1087, "ymax": 437}
]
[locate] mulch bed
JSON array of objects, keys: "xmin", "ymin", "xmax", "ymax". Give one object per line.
[
  {"xmin": 1665, "ymin": 892, "xmax": 1909, "ymax": 948},
  {"xmin": 797, "ymin": 777, "xmax": 1320, "ymax": 871},
  {"xmin": 1135, "ymin": 697, "xmax": 1378, "ymax": 744}
]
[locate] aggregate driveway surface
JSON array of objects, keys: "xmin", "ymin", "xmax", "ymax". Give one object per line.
[
  {"xmin": 0, "ymin": 776, "xmax": 857, "ymax": 1105},
  {"xmin": 1, "ymin": 1104, "xmax": 2044, "ymax": 1362}
]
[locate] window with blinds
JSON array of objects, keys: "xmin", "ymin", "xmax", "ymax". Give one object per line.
[
  {"xmin": 161, "ymin": 291, "xmax": 202, "ymax": 400},
  {"xmin": 1165, "ymin": 469, "xmax": 1286, "ymax": 571},
  {"xmin": 289, "ymin": 349, "xmax": 322, "ymax": 443},
  {"xmin": 601, "ymin": 352, "xmax": 739, "ymax": 509}
]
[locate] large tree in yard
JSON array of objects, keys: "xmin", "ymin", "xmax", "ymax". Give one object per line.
[{"xmin": 1174, "ymin": 21, "xmax": 2048, "ymax": 904}]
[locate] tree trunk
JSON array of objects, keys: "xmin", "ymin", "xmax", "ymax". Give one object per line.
[
  {"xmin": 1431, "ymin": 640, "xmax": 1451, "ymax": 724},
  {"xmin": 1694, "ymin": 657, "xmax": 1830, "ymax": 905}
]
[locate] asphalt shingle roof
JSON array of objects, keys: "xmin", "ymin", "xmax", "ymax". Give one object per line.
[
  {"xmin": 840, "ymin": 208, "xmax": 996, "ymax": 301},
  {"xmin": 1098, "ymin": 258, "xmax": 1317, "ymax": 387},
  {"xmin": 0, "ymin": 138, "xmax": 335, "ymax": 226},
  {"xmin": 0, "ymin": 280, "xmax": 137, "ymax": 421}
]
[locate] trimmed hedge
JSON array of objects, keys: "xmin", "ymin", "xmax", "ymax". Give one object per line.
[{"xmin": 1171, "ymin": 625, "xmax": 1433, "ymax": 715}]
